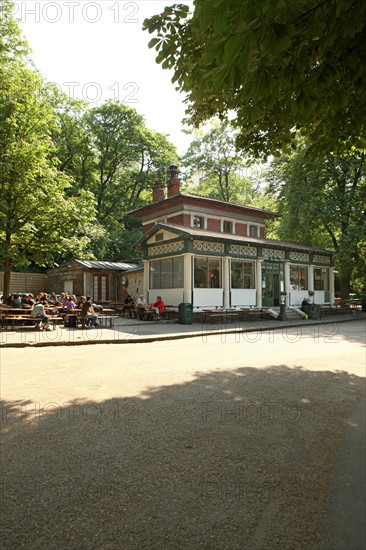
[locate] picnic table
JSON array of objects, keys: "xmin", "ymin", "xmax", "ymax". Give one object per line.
[
  {"xmin": 64, "ymin": 310, "xmax": 117, "ymax": 328},
  {"xmin": 202, "ymin": 308, "xmax": 240, "ymax": 324},
  {"xmin": 240, "ymin": 308, "xmax": 272, "ymax": 321},
  {"xmin": 138, "ymin": 306, "xmax": 157, "ymax": 321},
  {"xmin": 0, "ymin": 313, "xmax": 64, "ymax": 330}
]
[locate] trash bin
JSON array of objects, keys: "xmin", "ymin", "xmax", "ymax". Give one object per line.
[{"xmin": 178, "ymin": 303, "xmax": 193, "ymax": 324}]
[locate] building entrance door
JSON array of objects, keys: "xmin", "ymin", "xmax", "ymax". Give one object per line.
[{"xmin": 262, "ymin": 262, "xmax": 284, "ymax": 307}]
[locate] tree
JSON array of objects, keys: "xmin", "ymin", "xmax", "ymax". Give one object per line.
[
  {"xmin": 182, "ymin": 121, "xmax": 260, "ymax": 203},
  {"xmin": 267, "ymin": 146, "xmax": 366, "ymax": 297},
  {"xmin": 144, "ymin": 1, "xmax": 366, "ymax": 159},
  {"xmin": 52, "ymin": 99, "xmax": 178, "ymax": 260},
  {"xmin": 46, "ymin": 87, "xmax": 96, "ymax": 194},
  {"xmin": 0, "ymin": 1, "xmax": 95, "ymax": 297}
]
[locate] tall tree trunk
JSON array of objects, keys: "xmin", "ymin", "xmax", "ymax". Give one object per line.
[
  {"xmin": 339, "ymin": 275, "xmax": 351, "ymax": 299},
  {"xmin": 2, "ymin": 256, "xmax": 11, "ymax": 300}
]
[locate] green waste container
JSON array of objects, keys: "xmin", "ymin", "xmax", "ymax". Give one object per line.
[{"xmin": 178, "ymin": 303, "xmax": 193, "ymax": 324}]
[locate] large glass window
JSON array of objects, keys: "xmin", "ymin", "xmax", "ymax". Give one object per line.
[
  {"xmin": 314, "ymin": 268, "xmax": 329, "ymax": 291},
  {"xmin": 290, "ymin": 265, "xmax": 308, "ymax": 290},
  {"xmin": 194, "ymin": 257, "xmax": 222, "ymax": 288},
  {"xmin": 150, "ymin": 257, "xmax": 184, "ymax": 289},
  {"xmin": 231, "ymin": 261, "xmax": 255, "ymax": 289}
]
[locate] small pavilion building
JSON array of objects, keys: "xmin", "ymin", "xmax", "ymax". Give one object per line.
[{"xmin": 128, "ymin": 166, "xmax": 334, "ymax": 309}]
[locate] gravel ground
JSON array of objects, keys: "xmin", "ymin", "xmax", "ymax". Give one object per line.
[{"xmin": 1, "ymin": 322, "xmax": 365, "ymax": 549}]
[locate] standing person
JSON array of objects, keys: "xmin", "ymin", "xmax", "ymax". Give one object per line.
[
  {"xmin": 30, "ymin": 300, "xmax": 51, "ymax": 330},
  {"xmin": 152, "ymin": 296, "xmax": 165, "ymax": 320},
  {"xmin": 80, "ymin": 296, "xmax": 98, "ymax": 327}
]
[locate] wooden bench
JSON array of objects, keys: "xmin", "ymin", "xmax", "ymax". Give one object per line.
[
  {"xmin": 119, "ymin": 305, "xmax": 138, "ymax": 318},
  {"xmin": 64, "ymin": 314, "xmax": 116, "ymax": 328},
  {"xmin": 202, "ymin": 310, "xmax": 240, "ymax": 324},
  {"xmin": 240, "ymin": 309, "xmax": 271, "ymax": 321},
  {"xmin": 161, "ymin": 306, "xmax": 177, "ymax": 320},
  {"xmin": 1, "ymin": 316, "xmax": 63, "ymax": 330},
  {"xmin": 142, "ymin": 309, "xmax": 156, "ymax": 321},
  {"xmin": 320, "ymin": 306, "xmax": 337, "ymax": 317},
  {"xmin": 97, "ymin": 315, "xmax": 116, "ymax": 328}
]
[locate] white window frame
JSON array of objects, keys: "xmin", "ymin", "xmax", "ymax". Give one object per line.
[
  {"xmin": 249, "ymin": 224, "xmax": 259, "ymax": 237},
  {"xmin": 191, "ymin": 214, "xmax": 206, "ymax": 229},
  {"xmin": 221, "ymin": 219, "xmax": 235, "ymax": 233}
]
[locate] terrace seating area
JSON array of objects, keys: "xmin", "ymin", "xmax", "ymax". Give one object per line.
[{"xmin": 1, "ymin": 290, "xmax": 363, "ymax": 332}]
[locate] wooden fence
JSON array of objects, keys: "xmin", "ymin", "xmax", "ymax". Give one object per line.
[{"xmin": 0, "ymin": 272, "xmax": 48, "ymax": 295}]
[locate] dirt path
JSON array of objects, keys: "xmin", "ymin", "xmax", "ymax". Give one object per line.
[{"xmin": 1, "ymin": 322, "xmax": 365, "ymax": 549}]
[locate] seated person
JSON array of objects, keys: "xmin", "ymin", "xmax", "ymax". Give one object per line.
[
  {"xmin": 301, "ymin": 297, "xmax": 309, "ymax": 312},
  {"xmin": 65, "ymin": 296, "xmax": 77, "ymax": 312},
  {"xmin": 59, "ymin": 292, "xmax": 67, "ymax": 306},
  {"xmin": 78, "ymin": 296, "xmax": 86, "ymax": 309},
  {"xmin": 123, "ymin": 294, "xmax": 135, "ymax": 316},
  {"xmin": 152, "ymin": 296, "xmax": 165, "ymax": 320},
  {"xmin": 48, "ymin": 292, "xmax": 57, "ymax": 304},
  {"xmin": 30, "ymin": 300, "xmax": 51, "ymax": 330},
  {"xmin": 80, "ymin": 296, "xmax": 98, "ymax": 327},
  {"xmin": 12, "ymin": 293, "xmax": 22, "ymax": 308},
  {"xmin": 23, "ymin": 293, "xmax": 35, "ymax": 308},
  {"xmin": 136, "ymin": 294, "xmax": 147, "ymax": 320}
]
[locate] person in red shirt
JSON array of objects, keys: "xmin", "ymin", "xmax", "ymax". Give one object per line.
[{"xmin": 152, "ymin": 296, "xmax": 165, "ymax": 320}]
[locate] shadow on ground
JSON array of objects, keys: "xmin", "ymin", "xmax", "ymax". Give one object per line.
[{"xmin": 1, "ymin": 364, "xmax": 365, "ymax": 549}]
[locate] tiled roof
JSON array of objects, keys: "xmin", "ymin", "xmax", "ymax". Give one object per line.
[
  {"xmin": 73, "ymin": 260, "xmax": 139, "ymax": 271},
  {"xmin": 128, "ymin": 192, "xmax": 280, "ymax": 218}
]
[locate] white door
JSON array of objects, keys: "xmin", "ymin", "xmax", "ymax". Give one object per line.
[{"xmin": 64, "ymin": 280, "xmax": 73, "ymax": 295}]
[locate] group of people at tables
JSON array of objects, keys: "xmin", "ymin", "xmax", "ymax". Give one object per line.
[
  {"xmin": 122, "ymin": 293, "xmax": 165, "ymax": 321},
  {"xmin": 1, "ymin": 290, "xmax": 165, "ymax": 327},
  {"xmin": 1, "ymin": 292, "xmax": 101, "ymax": 330}
]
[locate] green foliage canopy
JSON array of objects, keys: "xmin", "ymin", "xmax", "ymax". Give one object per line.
[
  {"xmin": 0, "ymin": 1, "xmax": 96, "ymax": 296},
  {"xmin": 144, "ymin": 1, "xmax": 366, "ymax": 158},
  {"xmin": 52, "ymin": 99, "xmax": 178, "ymax": 260},
  {"xmin": 267, "ymin": 146, "xmax": 366, "ymax": 295},
  {"xmin": 182, "ymin": 120, "xmax": 261, "ymax": 203}
]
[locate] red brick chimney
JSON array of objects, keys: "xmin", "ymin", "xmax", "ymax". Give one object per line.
[
  {"xmin": 167, "ymin": 164, "xmax": 180, "ymax": 197},
  {"xmin": 152, "ymin": 181, "xmax": 165, "ymax": 203}
]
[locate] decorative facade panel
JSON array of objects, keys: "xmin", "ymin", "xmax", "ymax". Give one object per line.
[
  {"xmin": 147, "ymin": 240, "xmax": 184, "ymax": 257},
  {"xmin": 192, "ymin": 240, "xmax": 225, "ymax": 253},
  {"xmin": 289, "ymin": 252, "xmax": 310, "ymax": 262},
  {"xmin": 262, "ymin": 248, "xmax": 285, "ymax": 260},
  {"xmin": 229, "ymin": 244, "xmax": 257, "ymax": 256},
  {"xmin": 313, "ymin": 254, "xmax": 331, "ymax": 265}
]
